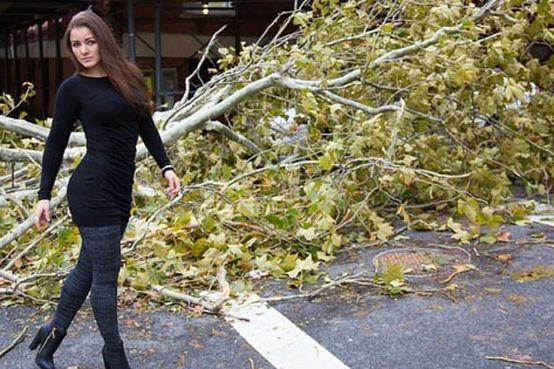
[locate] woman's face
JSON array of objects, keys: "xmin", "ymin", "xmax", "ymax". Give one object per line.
[{"xmin": 69, "ymin": 26, "xmax": 101, "ymax": 70}]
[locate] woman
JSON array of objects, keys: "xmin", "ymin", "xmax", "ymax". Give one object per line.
[{"xmin": 30, "ymin": 8, "xmax": 180, "ymax": 369}]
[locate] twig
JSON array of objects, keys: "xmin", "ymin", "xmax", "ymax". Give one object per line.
[
  {"xmin": 223, "ymin": 220, "xmax": 270, "ymax": 235},
  {"xmin": 3, "ymin": 193, "xmax": 29, "ymax": 218},
  {"xmin": 260, "ymin": 271, "xmax": 370, "ymax": 302},
  {"xmin": 148, "ymin": 282, "xmax": 216, "ymax": 310},
  {"xmin": 486, "ymin": 356, "xmax": 554, "ymax": 369},
  {"xmin": 347, "ymin": 157, "xmax": 472, "ymax": 180},
  {"xmin": 3, "ymin": 83, "xmax": 34, "ymax": 117},
  {"xmin": 319, "ymin": 90, "xmax": 401, "ymax": 116},
  {"xmin": 0, "ymin": 166, "xmax": 26, "ymax": 185},
  {"xmin": 419, "ymin": 288, "xmax": 460, "ymax": 303},
  {"xmin": 0, "ymin": 325, "xmax": 28, "ymax": 359},
  {"xmin": 0, "ymin": 189, "xmax": 36, "ymax": 207},
  {"xmin": 2, "ymin": 215, "xmax": 69, "ymax": 270},
  {"xmin": 325, "ymin": 27, "xmax": 383, "ymax": 47},
  {"xmin": 211, "ymin": 263, "xmax": 231, "ymax": 311},
  {"xmin": 440, "ymin": 264, "xmax": 477, "ymax": 284},
  {"xmin": 0, "ymin": 287, "xmax": 50, "ymax": 304},
  {"xmin": 146, "ymin": 281, "xmax": 244, "ymax": 321},
  {"xmin": 336, "ymin": 221, "xmax": 420, "ymax": 254},
  {"xmin": 205, "ymin": 120, "xmax": 262, "ymax": 154},
  {"xmin": 0, "ymin": 177, "xmax": 68, "ymax": 250},
  {"xmin": 9, "ymin": 139, "xmax": 42, "ymax": 169},
  {"xmin": 123, "ymin": 182, "xmax": 222, "ymax": 254},
  {"xmin": 12, "ymin": 270, "xmax": 69, "ymax": 291},
  {"xmin": 175, "ymin": 25, "xmax": 227, "ymax": 110},
  {"xmin": 386, "ymin": 98, "xmax": 406, "ymax": 161},
  {"xmin": 0, "ymin": 269, "xmax": 20, "ymax": 284},
  {"xmin": 336, "ymin": 187, "xmax": 380, "ymax": 231},
  {"xmin": 249, "ymin": 358, "xmax": 256, "ymax": 369},
  {"xmin": 490, "ymin": 11, "xmax": 518, "ymax": 24},
  {"xmin": 255, "ymin": 0, "xmax": 311, "ymax": 55},
  {"xmin": 130, "ymin": 262, "xmax": 231, "ymax": 313},
  {"xmin": 514, "ymin": 239, "xmax": 554, "ymax": 246}
]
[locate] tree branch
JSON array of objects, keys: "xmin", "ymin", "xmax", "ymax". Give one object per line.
[
  {"xmin": 0, "ymin": 189, "xmax": 37, "ymax": 207},
  {"xmin": 0, "ymin": 269, "xmax": 20, "ymax": 284},
  {"xmin": 181, "ymin": 25, "xmax": 228, "ymax": 108},
  {"xmin": 368, "ymin": 0, "xmax": 502, "ymax": 68},
  {"xmin": 0, "ymin": 178, "xmax": 68, "ymax": 250},
  {"xmin": 0, "ymin": 115, "xmax": 85, "ymax": 146},
  {"xmin": 0, "ymin": 325, "xmax": 28, "ymax": 359},
  {"xmin": 2, "ymin": 215, "xmax": 69, "ymax": 270},
  {"xmin": 0, "ymin": 146, "xmax": 43, "ymax": 163},
  {"xmin": 320, "ymin": 89, "xmax": 401, "ymax": 115},
  {"xmin": 205, "ymin": 120, "xmax": 262, "ymax": 154},
  {"xmin": 0, "ymin": 145, "xmax": 84, "ymax": 163}
]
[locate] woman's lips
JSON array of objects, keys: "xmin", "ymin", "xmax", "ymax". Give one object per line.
[{"xmin": 81, "ymin": 58, "xmax": 93, "ymax": 63}]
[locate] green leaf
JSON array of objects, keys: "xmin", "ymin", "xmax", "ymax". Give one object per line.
[
  {"xmin": 319, "ymin": 153, "xmax": 334, "ymax": 171},
  {"xmin": 237, "ymin": 200, "xmax": 258, "ymax": 217},
  {"xmin": 296, "ymin": 227, "xmax": 318, "ymax": 241},
  {"xmin": 512, "ymin": 266, "xmax": 554, "ymax": 283},
  {"xmin": 280, "ymin": 253, "xmax": 298, "ymax": 272},
  {"xmin": 287, "ymin": 255, "xmax": 319, "ymax": 278},
  {"xmin": 191, "ymin": 238, "xmax": 208, "ymax": 258},
  {"xmin": 383, "ymin": 23, "xmax": 394, "ymax": 33}
]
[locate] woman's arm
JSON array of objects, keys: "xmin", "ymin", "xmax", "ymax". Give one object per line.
[
  {"xmin": 138, "ymin": 112, "xmax": 180, "ymax": 197},
  {"xmin": 138, "ymin": 112, "xmax": 173, "ymax": 174},
  {"xmin": 37, "ymin": 79, "xmax": 79, "ymax": 200},
  {"xmin": 35, "ymin": 78, "xmax": 79, "ymax": 231}
]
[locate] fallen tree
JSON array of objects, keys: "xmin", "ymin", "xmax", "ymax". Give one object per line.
[{"xmin": 0, "ymin": 0, "xmax": 552, "ymax": 308}]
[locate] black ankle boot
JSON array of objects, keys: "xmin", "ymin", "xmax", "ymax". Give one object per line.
[
  {"xmin": 28, "ymin": 321, "xmax": 67, "ymax": 369},
  {"xmin": 102, "ymin": 341, "xmax": 131, "ymax": 369}
]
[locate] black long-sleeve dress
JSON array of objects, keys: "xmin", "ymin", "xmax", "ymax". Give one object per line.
[{"xmin": 38, "ymin": 74, "xmax": 171, "ymax": 227}]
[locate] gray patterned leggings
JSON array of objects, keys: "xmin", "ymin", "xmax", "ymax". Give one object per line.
[{"xmin": 53, "ymin": 223, "xmax": 127, "ymax": 348}]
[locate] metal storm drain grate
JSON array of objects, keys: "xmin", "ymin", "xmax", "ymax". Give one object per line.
[{"xmin": 373, "ymin": 247, "xmax": 470, "ymax": 277}]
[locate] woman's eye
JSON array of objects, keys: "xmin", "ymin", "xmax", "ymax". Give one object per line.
[
  {"xmin": 87, "ymin": 40, "xmax": 96, "ymax": 45},
  {"xmin": 72, "ymin": 43, "xmax": 79, "ymax": 48}
]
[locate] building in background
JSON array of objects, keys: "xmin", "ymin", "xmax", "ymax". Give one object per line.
[{"xmin": 0, "ymin": 0, "xmax": 299, "ymax": 120}]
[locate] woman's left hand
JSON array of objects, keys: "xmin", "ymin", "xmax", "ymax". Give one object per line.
[{"xmin": 164, "ymin": 169, "xmax": 181, "ymax": 198}]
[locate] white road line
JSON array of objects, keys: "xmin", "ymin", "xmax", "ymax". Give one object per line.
[
  {"xmin": 528, "ymin": 214, "xmax": 554, "ymax": 227},
  {"xmin": 522, "ymin": 202, "xmax": 554, "ymax": 227},
  {"xmin": 222, "ymin": 293, "xmax": 351, "ymax": 369}
]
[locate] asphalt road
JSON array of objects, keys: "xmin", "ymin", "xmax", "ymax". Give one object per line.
[{"xmin": 1, "ymin": 222, "xmax": 553, "ymax": 369}]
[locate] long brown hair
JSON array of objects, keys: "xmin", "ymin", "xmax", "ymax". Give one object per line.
[{"xmin": 63, "ymin": 9, "xmax": 153, "ymax": 114}]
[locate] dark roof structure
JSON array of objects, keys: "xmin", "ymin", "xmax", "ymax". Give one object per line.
[{"xmin": 0, "ymin": 1, "xmax": 95, "ymax": 31}]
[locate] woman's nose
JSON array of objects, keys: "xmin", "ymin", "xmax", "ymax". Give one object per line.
[{"xmin": 80, "ymin": 44, "xmax": 88, "ymax": 55}]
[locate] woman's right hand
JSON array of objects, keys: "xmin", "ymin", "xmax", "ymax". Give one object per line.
[{"xmin": 35, "ymin": 199, "xmax": 51, "ymax": 231}]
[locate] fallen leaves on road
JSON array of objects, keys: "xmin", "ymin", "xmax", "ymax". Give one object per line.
[
  {"xmin": 496, "ymin": 253, "xmax": 512, "ymax": 263},
  {"xmin": 512, "ymin": 265, "xmax": 554, "ymax": 283},
  {"xmin": 496, "ymin": 231, "xmax": 511, "ymax": 242},
  {"xmin": 188, "ymin": 338, "xmax": 204, "ymax": 349},
  {"xmin": 440, "ymin": 264, "xmax": 477, "ymax": 284},
  {"xmin": 508, "ymin": 294, "xmax": 528, "ymax": 304}
]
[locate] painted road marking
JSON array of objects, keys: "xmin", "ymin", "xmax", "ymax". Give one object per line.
[
  {"xmin": 221, "ymin": 293, "xmax": 351, "ymax": 369},
  {"xmin": 208, "ymin": 205, "xmax": 553, "ymax": 369},
  {"xmin": 528, "ymin": 214, "xmax": 554, "ymax": 227},
  {"xmin": 529, "ymin": 202, "xmax": 554, "ymax": 227}
]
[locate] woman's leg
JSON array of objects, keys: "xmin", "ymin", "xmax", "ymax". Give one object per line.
[
  {"xmin": 47, "ymin": 220, "xmax": 125, "ymax": 331},
  {"xmin": 30, "ymin": 230, "xmax": 92, "ymax": 368},
  {"xmin": 52, "ymin": 235, "xmax": 93, "ymax": 331},
  {"xmin": 79, "ymin": 225, "xmax": 125, "ymax": 349}
]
